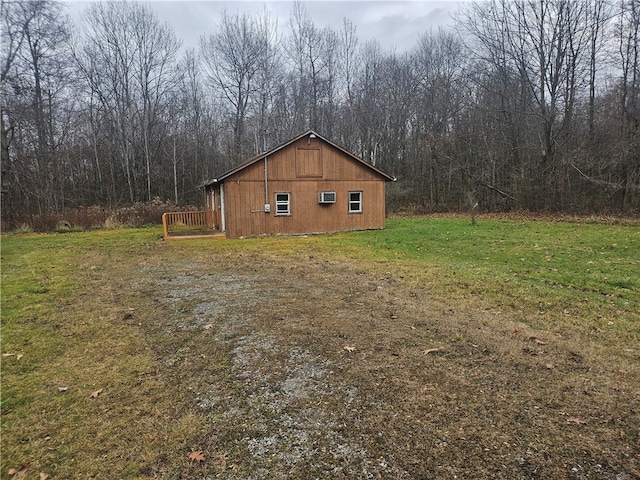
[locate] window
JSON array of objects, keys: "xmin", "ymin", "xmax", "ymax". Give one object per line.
[
  {"xmin": 275, "ymin": 192, "xmax": 290, "ymax": 215},
  {"xmin": 348, "ymin": 191, "xmax": 362, "ymax": 213}
]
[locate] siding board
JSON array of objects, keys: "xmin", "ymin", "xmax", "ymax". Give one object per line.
[{"xmin": 210, "ymin": 132, "xmax": 392, "ymax": 238}]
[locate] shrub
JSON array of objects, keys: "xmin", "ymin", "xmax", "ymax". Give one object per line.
[
  {"xmin": 4, "ymin": 198, "xmax": 201, "ymax": 232},
  {"xmin": 12, "ymin": 223, "xmax": 33, "ymax": 234}
]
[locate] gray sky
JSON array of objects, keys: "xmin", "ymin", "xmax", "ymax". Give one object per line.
[{"xmin": 67, "ymin": 1, "xmax": 462, "ymax": 52}]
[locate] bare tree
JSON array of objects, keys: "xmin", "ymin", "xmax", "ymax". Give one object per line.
[
  {"xmin": 252, "ymin": 9, "xmax": 281, "ymax": 153},
  {"xmin": 1, "ymin": 0, "xmax": 45, "ymax": 214},
  {"xmin": 170, "ymin": 48, "xmax": 226, "ymax": 204},
  {"xmin": 131, "ymin": 4, "xmax": 181, "ymax": 201},
  {"xmin": 355, "ymin": 40, "xmax": 385, "ymax": 165},
  {"xmin": 21, "ymin": 0, "xmax": 72, "ymax": 211},
  {"xmin": 412, "ymin": 29, "xmax": 470, "ymax": 209},
  {"xmin": 1, "ymin": 0, "xmax": 73, "ymax": 218},
  {"xmin": 287, "ymin": 1, "xmax": 340, "ymax": 133},
  {"xmin": 461, "ymin": 0, "xmax": 596, "ymax": 208},
  {"xmin": 337, "ymin": 18, "xmax": 360, "ymax": 149},
  {"xmin": 616, "ymin": 0, "xmax": 640, "ymax": 136},
  {"xmin": 587, "ymin": 0, "xmax": 610, "ymax": 138},
  {"xmin": 340, "ymin": 18, "xmax": 359, "ymax": 107},
  {"xmin": 613, "ymin": 0, "xmax": 640, "ymax": 208},
  {"xmin": 75, "ymin": 1, "xmax": 180, "ymax": 202},
  {"xmin": 75, "ymin": 2, "xmax": 137, "ymax": 202},
  {"xmin": 200, "ymin": 12, "xmax": 264, "ymax": 164}
]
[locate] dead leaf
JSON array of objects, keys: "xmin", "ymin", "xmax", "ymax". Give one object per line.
[
  {"xmin": 620, "ymin": 430, "xmax": 626, "ymax": 439},
  {"xmin": 2, "ymin": 353, "xmax": 24, "ymax": 361},
  {"xmin": 423, "ymin": 347, "xmax": 443, "ymax": 355},
  {"xmin": 545, "ymin": 363, "xmax": 555, "ymax": 369},
  {"xmin": 566, "ymin": 417, "xmax": 587, "ymax": 425},
  {"xmin": 90, "ymin": 388, "xmax": 103, "ymax": 398},
  {"xmin": 39, "ymin": 473, "xmax": 49, "ymax": 480},
  {"xmin": 58, "ymin": 386, "xmax": 68, "ymax": 392},
  {"xmin": 203, "ymin": 324, "xmax": 213, "ymax": 330},
  {"xmin": 529, "ymin": 336, "xmax": 547, "ymax": 345},
  {"xmin": 390, "ymin": 314, "xmax": 398, "ymax": 319},
  {"xmin": 343, "ymin": 345, "xmax": 356, "ymax": 353},
  {"xmin": 8, "ymin": 465, "xmax": 29, "ymax": 477},
  {"xmin": 188, "ymin": 451, "xmax": 206, "ymax": 463}
]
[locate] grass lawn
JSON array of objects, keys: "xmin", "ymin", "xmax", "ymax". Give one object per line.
[
  {"xmin": 1, "ymin": 216, "xmax": 639, "ymax": 479},
  {"xmin": 331, "ymin": 217, "xmax": 639, "ymax": 336}
]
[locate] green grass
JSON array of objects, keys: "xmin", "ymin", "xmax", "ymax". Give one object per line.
[
  {"xmin": 411, "ymin": 221, "xmax": 624, "ymax": 297},
  {"xmin": 1, "ymin": 217, "xmax": 638, "ymax": 477},
  {"xmin": 357, "ymin": 217, "xmax": 637, "ymax": 299},
  {"xmin": 1, "ymin": 229, "xmax": 178, "ymax": 478}
]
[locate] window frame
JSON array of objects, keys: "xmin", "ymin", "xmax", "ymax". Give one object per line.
[
  {"xmin": 348, "ymin": 190, "xmax": 363, "ymax": 214},
  {"xmin": 274, "ymin": 191, "xmax": 291, "ymax": 216}
]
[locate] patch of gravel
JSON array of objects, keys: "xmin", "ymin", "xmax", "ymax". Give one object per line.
[
  {"xmin": 225, "ymin": 340, "xmax": 407, "ymax": 479},
  {"xmin": 144, "ymin": 265, "xmax": 411, "ymax": 478},
  {"xmin": 146, "ymin": 271, "xmax": 277, "ymax": 330}
]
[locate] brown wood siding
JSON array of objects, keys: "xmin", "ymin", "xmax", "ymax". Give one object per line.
[
  {"xmin": 296, "ymin": 148, "xmax": 322, "ymax": 177},
  {"xmin": 222, "ymin": 137, "xmax": 388, "ymax": 238}
]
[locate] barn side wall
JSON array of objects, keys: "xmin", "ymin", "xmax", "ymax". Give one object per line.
[{"xmin": 222, "ymin": 137, "xmax": 387, "ymax": 239}]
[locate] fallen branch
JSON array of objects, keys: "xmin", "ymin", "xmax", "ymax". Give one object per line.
[
  {"xmin": 481, "ymin": 181, "xmax": 518, "ymax": 201},
  {"xmin": 569, "ymin": 163, "xmax": 625, "ymax": 192}
]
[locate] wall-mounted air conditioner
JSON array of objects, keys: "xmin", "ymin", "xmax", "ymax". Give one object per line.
[{"xmin": 318, "ymin": 191, "xmax": 336, "ymax": 204}]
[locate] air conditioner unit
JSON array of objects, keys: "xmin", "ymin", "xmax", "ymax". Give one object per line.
[{"xmin": 318, "ymin": 191, "xmax": 336, "ymax": 204}]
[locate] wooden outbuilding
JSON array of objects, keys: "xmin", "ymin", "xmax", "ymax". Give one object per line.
[{"xmin": 201, "ymin": 130, "xmax": 396, "ymax": 239}]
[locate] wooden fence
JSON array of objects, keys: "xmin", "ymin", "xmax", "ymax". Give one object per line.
[{"xmin": 162, "ymin": 210, "xmax": 216, "ymax": 239}]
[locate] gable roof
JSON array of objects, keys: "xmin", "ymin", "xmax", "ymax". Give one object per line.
[{"xmin": 202, "ymin": 130, "xmax": 396, "ymax": 187}]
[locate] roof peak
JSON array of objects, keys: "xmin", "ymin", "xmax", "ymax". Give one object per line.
[{"xmin": 202, "ymin": 130, "xmax": 396, "ymax": 187}]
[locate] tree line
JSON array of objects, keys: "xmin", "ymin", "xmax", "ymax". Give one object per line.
[{"xmin": 1, "ymin": 0, "xmax": 639, "ymax": 228}]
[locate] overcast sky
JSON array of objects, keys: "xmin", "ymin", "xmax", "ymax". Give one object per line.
[{"xmin": 67, "ymin": 1, "xmax": 463, "ymax": 52}]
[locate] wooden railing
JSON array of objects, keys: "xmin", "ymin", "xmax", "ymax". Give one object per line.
[{"xmin": 162, "ymin": 210, "xmax": 214, "ymax": 239}]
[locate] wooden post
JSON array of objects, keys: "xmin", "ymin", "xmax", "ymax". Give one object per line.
[{"xmin": 162, "ymin": 213, "xmax": 169, "ymax": 239}]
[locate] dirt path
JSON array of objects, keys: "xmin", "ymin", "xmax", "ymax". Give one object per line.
[{"xmin": 135, "ymin": 252, "xmax": 639, "ymax": 479}]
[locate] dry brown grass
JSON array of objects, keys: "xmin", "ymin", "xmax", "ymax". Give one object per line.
[{"xmin": 132, "ymin": 252, "xmax": 639, "ymax": 478}]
